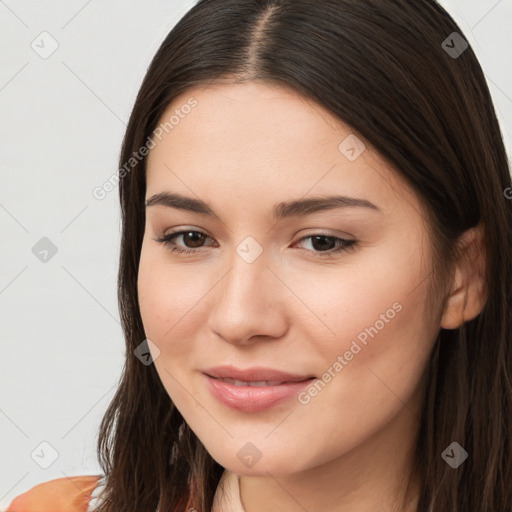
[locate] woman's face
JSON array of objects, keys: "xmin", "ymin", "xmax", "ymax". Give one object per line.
[{"xmin": 138, "ymin": 81, "xmax": 444, "ymax": 476}]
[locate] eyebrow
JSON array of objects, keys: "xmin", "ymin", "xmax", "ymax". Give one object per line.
[{"xmin": 145, "ymin": 191, "xmax": 381, "ymax": 220}]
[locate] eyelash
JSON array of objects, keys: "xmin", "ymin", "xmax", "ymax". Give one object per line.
[{"xmin": 153, "ymin": 230, "xmax": 358, "ymax": 258}]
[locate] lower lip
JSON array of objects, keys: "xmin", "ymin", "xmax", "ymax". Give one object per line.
[{"xmin": 204, "ymin": 374, "xmax": 315, "ymax": 412}]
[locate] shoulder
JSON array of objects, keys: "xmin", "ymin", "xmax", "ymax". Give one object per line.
[{"xmin": 6, "ymin": 474, "xmax": 104, "ymax": 512}]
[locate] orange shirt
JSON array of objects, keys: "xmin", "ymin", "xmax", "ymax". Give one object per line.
[{"xmin": 6, "ymin": 475, "xmax": 102, "ymax": 512}]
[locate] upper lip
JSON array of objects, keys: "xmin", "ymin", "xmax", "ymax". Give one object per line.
[{"xmin": 203, "ymin": 365, "xmax": 315, "ymax": 382}]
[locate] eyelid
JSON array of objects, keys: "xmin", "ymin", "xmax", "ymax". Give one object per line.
[
  {"xmin": 153, "ymin": 227, "xmax": 358, "ymax": 258},
  {"xmin": 157, "ymin": 226, "xmax": 354, "ymax": 241},
  {"xmin": 159, "ymin": 227, "xmax": 216, "ymax": 244}
]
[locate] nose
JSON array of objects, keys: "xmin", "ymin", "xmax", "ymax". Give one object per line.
[{"xmin": 207, "ymin": 247, "xmax": 289, "ymax": 346}]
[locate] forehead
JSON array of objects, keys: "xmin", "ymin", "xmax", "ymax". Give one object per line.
[
  {"xmin": 145, "ymin": 81, "xmax": 422, "ymax": 220},
  {"xmin": 153, "ymin": 80, "xmax": 352, "ymax": 159}
]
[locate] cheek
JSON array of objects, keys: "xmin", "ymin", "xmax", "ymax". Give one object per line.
[
  {"xmin": 137, "ymin": 245, "xmax": 212, "ymax": 359},
  {"xmin": 286, "ymin": 242, "xmax": 436, "ymax": 412},
  {"xmin": 292, "ymin": 241, "xmax": 436, "ymax": 423},
  {"xmin": 137, "ymin": 250, "xmax": 168, "ymax": 341},
  {"xmin": 280, "ymin": 243, "xmax": 428, "ymax": 351}
]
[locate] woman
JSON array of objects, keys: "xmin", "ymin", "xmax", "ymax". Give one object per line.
[{"xmin": 8, "ymin": 0, "xmax": 512, "ymax": 511}]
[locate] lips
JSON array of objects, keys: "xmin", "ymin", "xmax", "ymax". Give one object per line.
[
  {"xmin": 203, "ymin": 365, "xmax": 315, "ymax": 384},
  {"xmin": 202, "ymin": 365, "xmax": 316, "ymax": 412},
  {"xmin": 214, "ymin": 378, "xmax": 286, "ymax": 386}
]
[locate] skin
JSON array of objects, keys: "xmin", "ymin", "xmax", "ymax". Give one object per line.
[{"xmin": 137, "ymin": 80, "xmax": 486, "ymax": 511}]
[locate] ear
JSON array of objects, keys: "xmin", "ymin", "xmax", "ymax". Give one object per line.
[{"xmin": 440, "ymin": 222, "xmax": 487, "ymax": 330}]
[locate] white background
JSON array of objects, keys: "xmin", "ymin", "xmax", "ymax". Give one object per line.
[{"xmin": 1, "ymin": 0, "xmax": 511, "ymax": 508}]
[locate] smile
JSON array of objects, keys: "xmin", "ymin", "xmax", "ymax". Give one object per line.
[
  {"xmin": 204, "ymin": 374, "xmax": 315, "ymax": 412},
  {"xmin": 215, "ymin": 377, "xmax": 288, "ymax": 386}
]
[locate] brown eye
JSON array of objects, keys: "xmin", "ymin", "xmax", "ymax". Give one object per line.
[
  {"xmin": 154, "ymin": 230, "xmax": 357, "ymax": 258},
  {"xmin": 154, "ymin": 230, "xmax": 215, "ymax": 254},
  {"xmin": 294, "ymin": 234, "xmax": 358, "ymax": 257},
  {"xmin": 178, "ymin": 231, "xmax": 208, "ymax": 248}
]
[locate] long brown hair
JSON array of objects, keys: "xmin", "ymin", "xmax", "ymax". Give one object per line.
[{"xmin": 96, "ymin": 1, "xmax": 512, "ymax": 510}]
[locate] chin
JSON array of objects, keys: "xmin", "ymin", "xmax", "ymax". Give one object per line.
[{"xmin": 203, "ymin": 439, "xmax": 318, "ymax": 477}]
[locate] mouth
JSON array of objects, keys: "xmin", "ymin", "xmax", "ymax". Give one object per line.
[
  {"xmin": 202, "ymin": 364, "xmax": 316, "ymax": 383},
  {"xmin": 210, "ymin": 377, "xmax": 307, "ymax": 387},
  {"xmin": 203, "ymin": 371, "xmax": 316, "ymax": 412}
]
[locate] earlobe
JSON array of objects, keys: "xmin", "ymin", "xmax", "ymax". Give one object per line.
[{"xmin": 440, "ymin": 223, "xmax": 487, "ymax": 330}]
